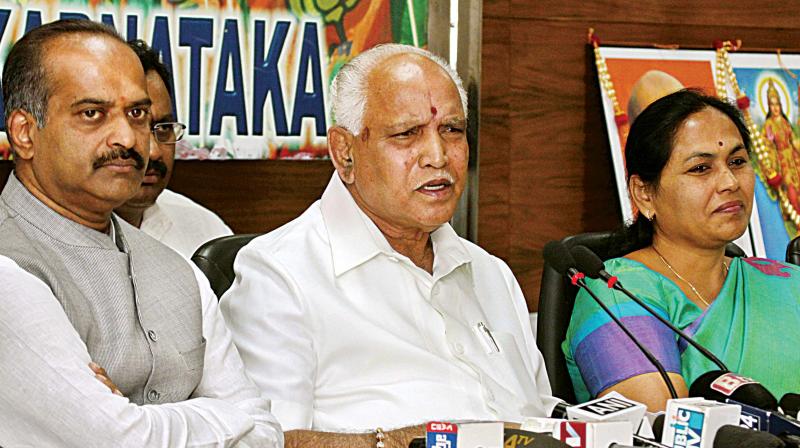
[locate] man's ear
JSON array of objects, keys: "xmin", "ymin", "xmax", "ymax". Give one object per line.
[
  {"xmin": 7, "ymin": 110, "xmax": 38, "ymax": 160},
  {"xmin": 629, "ymin": 174, "xmax": 656, "ymax": 220},
  {"xmin": 328, "ymin": 126, "xmax": 356, "ymax": 184}
]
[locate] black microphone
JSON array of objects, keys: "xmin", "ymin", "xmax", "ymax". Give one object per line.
[
  {"xmin": 651, "ymin": 414, "xmax": 665, "ymax": 441},
  {"xmin": 543, "ymin": 241, "xmax": 677, "ymax": 399},
  {"xmin": 569, "ymin": 245, "xmax": 729, "ymax": 372},
  {"xmin": 689, "ymin": 370, "xmax": 778, "ymax": 411},
  {"xmin": 690, "ymin": 371, "xmax": 800, "ymax": 442},
  {"xmin": 781, "ymin": 393, "xmax": 800, "ymax": 419},
  {"xmin": 713, "ymin": 425, "xmax": 786, "ymax": 448}
]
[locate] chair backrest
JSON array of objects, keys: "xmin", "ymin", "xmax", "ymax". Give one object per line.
[
  {"xmin": 787, "ymin": 236, "xmax": 800, "ymax": 266},
  {"xmin": 536, "ymin": 231, "xmax": 745, "ymax": 403},
  {"xmin": 191, "ymin": 234, "xmax": 261, "ymax": 299}
]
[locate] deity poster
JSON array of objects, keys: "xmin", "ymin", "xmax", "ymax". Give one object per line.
[
  {"xmin": 729, "ymin": 52, "xmax": 800, "ymax": 260},
  {"xmin": 0, "ymin": 0, "xmax": 428, "ymax": 160}
]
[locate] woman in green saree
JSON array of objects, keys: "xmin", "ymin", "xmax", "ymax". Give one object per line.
[{"xmin": 563, "ymin": 89, "xmax": 800, "ymax": 411}]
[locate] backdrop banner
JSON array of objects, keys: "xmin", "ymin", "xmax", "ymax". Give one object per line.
[{"xmin": 0, "ymin": 0, "xmax": 428, "ymax": 160}]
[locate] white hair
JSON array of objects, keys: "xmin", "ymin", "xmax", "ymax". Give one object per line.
[{"xmin": 330, "ymin": 44, "xmax": 468, "ymax": 135}]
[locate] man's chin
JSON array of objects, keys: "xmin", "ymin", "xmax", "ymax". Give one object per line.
[{"xmin": 123, "ymin": 192, "xmax": 160, "ymax": 210}]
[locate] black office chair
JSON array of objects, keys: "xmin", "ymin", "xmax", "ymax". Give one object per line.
[
  {"xmin": 191, "ymin": 234, "xmax": 261, "ymax": 298},
  {"xmin": 536, "ymin": 231, "xmax": 745, "ymax": 403},
  {"xmin": 786, "ymin": 236, "xmax": 800, "ymax": 266}
]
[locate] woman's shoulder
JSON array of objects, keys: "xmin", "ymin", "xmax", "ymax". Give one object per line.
[
  {"xmin": 738, "ymin": 257, "xmax": 800, "ymax": 280},
  {"xmin": 601, "ymin": 255, "xmax": 663, "ymax": 280}
]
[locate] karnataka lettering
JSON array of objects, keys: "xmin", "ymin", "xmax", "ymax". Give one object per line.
[{"xmin": 0, "ymin": 9, "xmax": 327, "ymax": 139}]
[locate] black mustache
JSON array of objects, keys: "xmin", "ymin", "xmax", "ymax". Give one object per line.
[
  {"xmin": 92, "ymin": 148, "xmax": 145, "ymax": 170},
  {"xmin": 145, "ymin": 159, "xmax": 168, "ymax": 178}
]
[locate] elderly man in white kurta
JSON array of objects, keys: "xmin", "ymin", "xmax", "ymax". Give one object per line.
[{"xmin": 221, "ymin": 44, "xmax": 559, "ymax": 448}]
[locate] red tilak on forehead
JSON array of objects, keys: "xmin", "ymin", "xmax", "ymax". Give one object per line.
[
  {"xmin": 361, "ymin": 127, "xmax": 370, "ymax": 142},
  {"xmin": 431, "ymin": 106, "xmax": 437, "ymax": 116}
]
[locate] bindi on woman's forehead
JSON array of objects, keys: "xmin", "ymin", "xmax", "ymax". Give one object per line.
[
  {"xmin": 718, "ymin": 140, "xmax": 724, "ymax": 147},
  {"xmin": 430, "ymin": 106, "xmax": 437, "ymax": 116}
]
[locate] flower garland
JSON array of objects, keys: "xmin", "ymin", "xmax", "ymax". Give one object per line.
[{"xmin": 714, "ymin": 40, "xmax": 800, "ymax": 227}]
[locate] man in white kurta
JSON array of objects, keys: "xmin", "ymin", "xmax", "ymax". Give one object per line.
[
  {"xmin": 140, "ymin": 188, "xmax": 233, "ymax": 258},
  {"xmin": 220, "ymin": 44, "xmax": 559, "ymax": 447},
  {"xmin": 0, "ymin": 253, "xmax": 279, "ymax": 446},
  {"xmin": 115, "ymin": 40, "xmax": 232, "ymax": 258}
]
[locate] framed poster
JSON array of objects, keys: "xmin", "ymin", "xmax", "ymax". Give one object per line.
[
  {"xmin": 729, "ymin": 52, "xmax": 800, "ymax": 260},
  {"xmin": 596, "ymin": 46, "xmax": 763, "ymax": 256}
]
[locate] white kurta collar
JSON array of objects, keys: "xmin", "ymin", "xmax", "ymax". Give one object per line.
[{"xmin": 319, "ymin": 174, "xmax": 472, "ymax": 278}]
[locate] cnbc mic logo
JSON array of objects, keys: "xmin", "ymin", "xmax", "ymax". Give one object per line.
[{"xmin": 670, "ymin": 408, "xmax": 704, "ymax": 448}]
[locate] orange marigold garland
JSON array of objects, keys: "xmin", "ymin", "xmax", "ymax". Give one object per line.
[{"xmin": 715, "ymin": 40, "xmax": 800, "ymax": 226}]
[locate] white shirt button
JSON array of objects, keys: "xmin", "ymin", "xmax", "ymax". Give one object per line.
[{"xmin": 453, "ymin": 342, "xmax": 465, "ymax": 355}]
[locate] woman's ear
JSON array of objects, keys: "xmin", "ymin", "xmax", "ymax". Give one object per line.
[
  {"xmin": 629, "ymin": 175, "xmax": 656, "ymax": 220},
  {"xmin": 328, "ymin": 126, "xmax": 356, "ymax": 184}
]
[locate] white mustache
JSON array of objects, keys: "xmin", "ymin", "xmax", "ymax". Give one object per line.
[{"xmin": 415, "ymin": 172, "xmax": 455, "ymax": 190}]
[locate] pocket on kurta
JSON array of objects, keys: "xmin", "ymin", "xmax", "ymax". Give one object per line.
[{"xmin": 180, "ymin": 337, "xmax": 207, "ymax": 373}]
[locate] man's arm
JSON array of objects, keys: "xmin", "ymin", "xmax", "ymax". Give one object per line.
[
  {"xmin": 219, "ymin": 245, "xmax": 317, "ymax": 431},
  {"xmin": 189, "ymin": 264, "xmax": 283, "ymax": 447},
  {"xmin": 0, "ymin": 258, "xmax": 275, "ymax": 447},
  {"xmin": 497, "ymin": 257, "xmax": 562, "ymax": 415}
]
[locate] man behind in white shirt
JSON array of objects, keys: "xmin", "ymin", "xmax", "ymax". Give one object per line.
[
  {"xmin": 221, "ymin": 44, "xmax": 559, "ymax": 448},
  {"xmin": 0, "ymin": 19, "xmax": 280, "ymax": 446},
  {"xmin": 115, "ymin": 40, "xmax": 232, "ymax": 259}
]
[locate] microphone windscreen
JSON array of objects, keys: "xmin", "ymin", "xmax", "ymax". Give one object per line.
[
  {"xmin": 570, "ymin": 245, "xmax": 605, "ymax": 279},
  {"xmin": 504, "ymin": 428, "xmax": 570, "ymax": 447},
  {"xmin": 651, "ymin": 414, "xmax": 665, "ymax": 440},
  {"xmin": 543, "ymin": 241, "xmax": 575, "ymax": 276},
  {"xmin": 690, "ymin": 370, "xmax": 779, "ymax": 411},
  {"xmin": 780, "ymin": 393, "xmax": 800, "ymax": 418},
  {"xmin": 712, "ymin": 425, "xmax": 786, "ymax": 448}
]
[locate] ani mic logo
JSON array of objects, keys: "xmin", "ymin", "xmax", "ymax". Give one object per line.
[{"xmin": 574, "ymin": 396, "xmax": 636, "ymax": 416}]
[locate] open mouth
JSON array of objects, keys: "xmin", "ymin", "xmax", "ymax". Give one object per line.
[{"xmin": 416, "ymin": 178, "xmax": 454, "ymax": 195}]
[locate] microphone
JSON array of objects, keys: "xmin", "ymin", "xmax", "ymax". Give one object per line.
[
  {"xmin": 552, "ymin": 420, "xmax": 634, "ymax": 447},
  {"xmin": 505, "ymin": 428, "xmax": 572, "ymax": 447},
  {"xmin": 689, "ymin": 373, "xmax": 800, "ymax": 441},
  {"xmin": 565, "ymin": 391, "xmax": 669, "ymax": 447},
  {"xmin": 661, "ymin": 398, "xmax": 741, "ymax": 448},
  {"xmin": 413, "ymin": 424, "xmax": 572, "ymax": 448},
  {"xmin": 569, "ymin": 245, "xmax": 729, "ymax": 372},
  {"xmin": 689, "ymin": 370, "xmax": 778, "ymax": 411},
  {"xmin": 781, "ymin": 394, "xmax": 800, "ymax": 419},
  {"xmin": 566, "ymin": 391, "xmax": 647, "ymax": 433},
  {"xmin": 544, "ymin": 241, "xmax": 677, "ymax": 399},
  {"xmin": 713, "ymin": 425, "xmax": 786, "ymax": 448},
  {"xmin": 651, "ymin": 414, "xmax": 665, "ymax": 440}
]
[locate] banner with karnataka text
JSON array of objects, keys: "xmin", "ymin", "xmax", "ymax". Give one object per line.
[{"xmin": 0, "ymin": 0, "xmax": 428, "ymax": 160}]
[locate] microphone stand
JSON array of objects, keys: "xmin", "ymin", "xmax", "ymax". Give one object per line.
[{"xmin": 568, "ymin": 268, "xmax": 678, "ymax": 399}]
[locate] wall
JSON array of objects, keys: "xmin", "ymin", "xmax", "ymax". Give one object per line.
[
  {"xmin": 479, "ymin": 0, "xmax": 800, "ymax": 310},
  {"xmin": 0, "ymin": 160, "xmax": 333, "ymax": 234},
  {"xmin": 3, "ymin": 1, "xmax": 799, "ymax": 311}
]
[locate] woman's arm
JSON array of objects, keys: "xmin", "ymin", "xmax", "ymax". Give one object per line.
[{"xmin": 599, "ymin": 372, "xmax": 688, "ymax": 412}]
